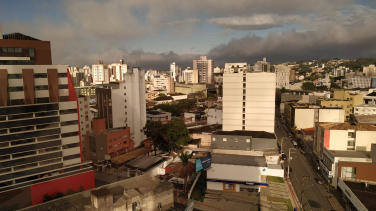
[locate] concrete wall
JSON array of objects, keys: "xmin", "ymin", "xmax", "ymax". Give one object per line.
[
  {"xmin": 319, "ymin": 109, "xmax": 345, "ymax": 123},
  {"xmin": 295, "ymin": 109, "xmax": 315, "ymax": 129},
  {"xmin": 328, "ymin": 130, "xmax": 348, "ymax": 151},
  {"xmin": 251, "ymin": 138, "xmax": 277, "ymax": 150},
  {"xmin": 190, "ymin": 133, "xmax": 211, "ymax": 147},
  {"xmin": 207, "ymin": 108, "xmax": 222, "ymax": 125},
  {"xmin": 338, "ymin": 162, "xmax": 376, "ymax": 182},
  {"xmin": 355, "ymin": 131, "xmax": 376, "ymax": 151},
  {"xmin": 211, "ymin": 134, "xmax": 251, "ymax": 150}
]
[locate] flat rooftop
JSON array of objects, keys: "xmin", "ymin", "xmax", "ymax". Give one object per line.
[
  {"xmin": 327, "ymin": 150, "xmax": 370, "ymax": 158},
  {"xmin": 211, "ymin": 154, "xmax": 266, "ymax": 167},
  {"xmin": 212, "ymin": 130, "xmax": 276, "ymax": 139},
  {"xmin": 355, "ymin": 115, "xmax": 376, "ymax": 124},
  {"xmin": 344, "ymin": 180, "xmax": 376, "ymax": 210},
  {"xmin": 188, "ymin": 124, "xmax": 222, "ymax": 134},
  {"xmin": 111, "ymin": 147, "xmax": 151, "ymax": 165},
  {"xmin": 169, "ymin": 93, "xmax": 186, "ymax": 96},
  {"xmin": 125, "ymin": 155, "xmax": 165, "ymax": 172},
  {"xmin": 318, "ymin": 122, "xmax": 376, "ymax": 131}
]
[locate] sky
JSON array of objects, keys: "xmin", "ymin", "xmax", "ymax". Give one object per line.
[{"xmin": 1, "ymin": 0, "xmax": 376, "ymax": 70}]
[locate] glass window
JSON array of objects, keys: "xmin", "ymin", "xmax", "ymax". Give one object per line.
[
  {"xmin": 34, "ymin": 73, "xmax": 47, "ymax": 78},
  {"xmin": 15, "ymin": 48, "xmax": 23, "ymax": 53},
  {"xmin": 35, "ymin": 85, "xmax": 49, "ymax": 90},
  {"xmin": 109, "ymin": 139, "xmax": 112, "ymax": 142},
  {"xmin": 123, "ymin": 141, "xmax": 127, "ymax": 144},
  {"xmin": 1, "ymin": 48, "xmax": 7, "ymax": 52},
  {"xmin": 58, "ymin": 73, "xmax": 67, "ymax": 77},
  {"xmin": 29, "ymin": 48, "xmax": 35, "ymax": 57},
  {"xmin": 8, "ymin": 48, "xmax": 14, "ymax": 53},
  {"xmin": 59, "ymin": 84, "xmax": 68, "ymax": 89},
  {"xmin": 8, "ymin": 74, "xmax": 23, "ymax": 79},
  {"xmin": 109, "ymin": 146, "xmax": 112, "ymax": 149},
  {"xmin": 224, "ymin": 183, "xmax": 235, "ymax": 190}
]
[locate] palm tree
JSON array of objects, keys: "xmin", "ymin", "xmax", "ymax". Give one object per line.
[{"xmin": 178, "ymin": 151, "xmax": 193, "ymax": 197}]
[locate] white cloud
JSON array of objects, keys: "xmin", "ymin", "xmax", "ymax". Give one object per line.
[{"xmin": 207, "ymin": 14, "xmax": 305, "ymax": 30}]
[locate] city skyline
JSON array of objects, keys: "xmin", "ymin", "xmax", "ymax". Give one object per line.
[{"xmin": 2, "ymin": 0, "xmax": 376, "ymax": 69}]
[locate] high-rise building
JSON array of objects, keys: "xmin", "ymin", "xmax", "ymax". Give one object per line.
[
  {"xmin": 182, "ymin": 68, "xmax": 198, "ymax": 84},
  {"xmin": 0, "ymin": 65, "xmax": 94, "ymax": 209},
  {"xmin": 0, "ymin": 25, "xmax": 52, "ymax": 65},
  {"xmin": 275, "ymin": 64, "xmax": 291, "ymax": 89},
  {"xmin": 153, "ymin": 75, "xmax": 173, "ymax": 93},
  {"xmin": 253, "ymin": 57, "xmax": 270, "ymax": 72},
  {"xmin": 222, "ymin": 63, "xmax": 276, "ymax": 133},
  {"xmin": 77, "ymin": 96, "xmax": 92, "ymax": 156},
  {"xmin": 92, "ymin": 60, "xmax": 128, "ymax": 84},
  {"xmin": 193, "ymin": 56, "xmax": 214, "ymax": 84},
  {"xmin": 96, "ymin": 67, "xmax": 146, "ymax": 147}
]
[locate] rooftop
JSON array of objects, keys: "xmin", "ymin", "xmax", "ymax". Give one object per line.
[
  {"xmin": 166, "ymin": 161, "xmax": 195, "ymax": 178},
  {"xmin": 124, "ymin": 155, "xmax": 166, "ymax": 172},
  {"xmin": 154, "ymin": 96, "xmax": 174, "ymax": 101},
  {"xmin": 355, "ymin": 115, "xmax": 376, "ymax": 124},
  {"xmin": 111, "ymin": 147, "xmax": 151, "ymax": 165},
  {"xmin": 188, "ymin": 124, "xmax": 222, "ymax": 134},
  {"xmin": 301, "ymin": 127, "xmax": 315, "ymax": 135},
  {"xmin": 344, "ymin": 180, "xmax": 376, "ymax": 210},
  {"xmin": 146, "ymin": 110, "xmax": 170, "ymax": 115},
  {"xmin": 327, "ymin": 150, "xmax": 370, "ymax": 158},
  {"xmin": 24, "ymin": 174, "xmax": 173, "ymax": 211},
  {"xmin": 169, "ymin": 93, "xmax": 186, "ymax": 96},
  {"xmin": 318, "ymin": 122, "xmax": 376, "ymax": 131},
  {"xmin": 367, "ymin": 92, "xmax": 376, "ymax": 97},
  {"xmin": 2, "ymin": 32, "xmax": 40, "ymax": 41},
  {"xmin": 212, "ymin": 130, "xmax": 276, "ymax": 139},
  {"xmin": 212, "ymin": 154, "xmax": 266, "ymax": 167}
]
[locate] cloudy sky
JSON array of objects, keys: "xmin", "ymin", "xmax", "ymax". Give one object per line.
[{"xmin": 1, "ymin": 0, "xmax": 376, "ymax": 70}]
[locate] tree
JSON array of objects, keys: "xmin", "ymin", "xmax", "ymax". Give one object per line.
[
  {"xmin": 158, "ymin": 93, "xmax": 166, "ymax": 97},
  {"xmin": 193, "ymin": 90, "xmax": 206, "ymax": 104},
  {"xmin": 178, "ymin": 151, "xmax": 193, "ymax": 196},
  {"xmin": 164, "ymin": 119, "xmax": 190, "ymax": 151},
  {"xmin": 331, "ymin": 82, "xmax": 341, "ymax": 89},
  {"xmin": 218, "ymin": 83, "xmax": 223, "ymax": 97},
  {"xmin": 291, "ymin": 124, "xmax": 297, "ymax": 134},
  {"xmin": 143, "ymin": 121, "xmax": 166, "ymax": 153},
  {"xmin": 302, "ymin": 82, "xmax": 315, "ymax": 90}
]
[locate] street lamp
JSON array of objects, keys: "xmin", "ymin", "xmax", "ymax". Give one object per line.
[{"xmin": 287, "ymin": 148, "xmax": 296, "ymax": 179}]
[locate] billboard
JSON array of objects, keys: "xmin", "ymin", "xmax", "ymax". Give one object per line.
[{"xmin": 195, "ymin": 155, "xmax": 211, "ymax": 172}]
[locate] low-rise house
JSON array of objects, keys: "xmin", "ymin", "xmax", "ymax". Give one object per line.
[{"xmin": 146, "ymin": 110, "xmax": 171, "ymax": 123}]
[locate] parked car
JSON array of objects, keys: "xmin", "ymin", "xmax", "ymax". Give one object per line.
[
  {"xmin": 285, "ymin": 167, "xmax": 293, "ymax": 173},
  {"xmin": 315, "ymin": 178, "xmax": 324, "ymax": 184},
  {"xmin": 281, "ymin": 154, "xmax": 287, "ymax": 160}
]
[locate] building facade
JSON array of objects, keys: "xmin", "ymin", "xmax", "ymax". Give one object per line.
[
  {"xmin": 193, "ymin": 56, "xmax": 214, "ymax": 84},
  {"xmin": 354, "ymin": 104, "xmax": 376, "ymax": 115},
  {"xmin": 92, "ymin": 60, "xmax": 128, "ymax": 84},
  {"xmin": 223, "ymin": 67, "xmax": 276, "ymax": 133},
  {"xmin": 96, "ymin": 68, "xmax": 146, "ymax": 147},
  {"xmin": 0, "ymin": 65, "xmax": 94, "ymax": 209},
  {"xmin": 207, "ymin": 108, "xmax": 222, "ymax": 125},
  {"xmin": 363, "ymin": 64, "xmax": 376, "ymax": 77},
  {"xmin": 253, "ymin": 57, "xmax": 270, "ymax": 72},
  {"xmin": 275, "ymin": 64, "xmax": 290, "ymax": 89},
  {"xmin": 182, "ymin": 68, "xmax": 198, "ymax": 84}
]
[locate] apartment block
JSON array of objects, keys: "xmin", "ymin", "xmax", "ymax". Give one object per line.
[
  {"xmin": 153, "ymin": 75, "xmax": 173, "ymax": 93},
  {"xmin": 363, "ymin": 64, "xmax": 376, "ymax": 77},
  {"xmin": 182, "ymin": 68, "xmax": 198, "ymax": 84},
  {"xmin": 0, "ymin": 65, "xmax": 94, "ymax": 209},
  {"xmin": 313, "ymin": 122, "xmax": 376, "ymax": 159},
  {"xmin": 193, "ymin": 56, "xmax": 214, "ymax": 84},
  {"xmin": 92, "ymin": 60, "xmax": 128, "ymax": 84},
  {"xmin": 354, "ymin": 104, "xmax": 376, "ymax": 115},
  {"xmin": 146, "ymin": 110, "xmax": 171, "ymax": 123},
  {"xmin": 77, "ymin": 96, "xmax": 91, "ymax": 155},
  {"xmin": 0, "ymin": 27, "xmax": 52, "ymax": 65},
  {"xmin": 275, "ymin": 64, "xmax": 290, "ymax": 89},
  {"xmin": 253, "ymin": 57, "xmax": 270, "ymax": 72},
  {"xmin": 223, "ymin": 66, "xmax": 276, "ymax": 133},
  {"xmin": 96, "ymin": 67, "xmax": 146, "ymax": 147}
]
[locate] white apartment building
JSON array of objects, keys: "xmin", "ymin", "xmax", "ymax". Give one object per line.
[
  {"xmin": 275, "ymin": 64, "xmax": 290, "ymax": 89},
  {"xmin": 153, "ymin": 75, "xmax": 172, "ymax": 93},
  {"xmin": 77, "ymin": 96, "xmax": 92, "ymax": 154},
  {"xmin": 223, "ymin": 66, "xmax": 276, "ymax": 133},
  {"xmin": 170, "ymin": 62, "xmax": 182, "ymax": 82},
  {"xmin": 363, "ymin": 64, "xmax": 376, "ymax": 77},
  {"xmin": 97, "ymin": 67, "xmax": 146, "ymax": 147},
  {"xmin": 224, "ymin": 63, "xmax": 247, "ymax": 74},
  {"xmin": 354, "ymin": 104, "xmax": 376, "ymax": 115},
  {"xmin": 182, "ymin": 68, "xmax": 198, "ymax": 84},
  {"xmin": 0, "ymin": 65, "xmax": 93, "ymax": 195},
  {"xmin": 207, "ymin": 108, "xmax": 222, "ymax": 125},
  {"xmin": 253, "ymin": 57, "xmax": 270, "ymax": 72},
  {"xmin": 92, "ymin": 60, "xmax": 128, "ymax": 84},
  {"xmin": 348, "ymin": 76, "xmax": 371, "ymax": 88},
  {"xmin": 313, "ymin": 122, "xmax": 376, "ymax": 159},
  {"xmin": 214, "ymin": 67, "xmax": 222, "ymax": 73},
  {"xmin": 193, "ymin": 56, "xmax": 214, "ymax": 84},
  {"xmin": 82, "ymin": 65, "xmax": 91, "ymax": 76}
]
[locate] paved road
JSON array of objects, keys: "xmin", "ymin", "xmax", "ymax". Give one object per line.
[{"xmin": 274, "ymin": 117, "xmax": 333, "ymax": 211}]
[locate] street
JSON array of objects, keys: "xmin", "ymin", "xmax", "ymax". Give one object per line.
[{"xmin": 274, "ymin": 116, "xmax": 333, "ymax": 211}]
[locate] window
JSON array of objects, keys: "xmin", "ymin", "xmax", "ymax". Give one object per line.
[
  {"xmin": 341, "ymin": 167, "xmax": 356, "ymax": 179},
  {"xmin": 9, "ymin": 86, "xmax": 23, "ymax": 92},
  {"xmin": 246, "ymin": 139, "xmax": 250, "ymax": 143},
  {"xmin": 123, "ymin": 141, "xmax": 127, "ymax": 144},
  {"xmin": 34, "ymin": 73, "xmax": 47, "ymax": 78},
  {"xmin": 8, "ymin": 48, "xmax": 14, "ymax": 52},
  {"xmin": 223, "ymin": 138, "xmax": 227, "ymax": 142},
  {"xmin": 132, "ymin": 201, "xmax": 142, "ymax": 211},
  {"xmin": 8, "ymin": 74, "xmax": 22, "ymax": 79},
  {"xmin": 114, "ymin": 138, "xmax": 118, "ymax": 141},
  {"xmin": 243, "ymin": 114, "xmax": 245, "ymax": 118},
  {"xmin": 59, "ymin": 84, "xmax": 68, "ymax": 89},
  {"xmin": 123, "ymin": 135, "xmax": 127, "ymax": 138},
  {"xmin": 109, "ymin": 139, "xmax": 112, "ymax": 142},
  {"xmin": 35, "ymin": 85, "xmax": 48, "ymax": 90},
  {"xmin": 224, "ymin": 183, "xmax": 235, "ymax": 191},
  {"xmin": 242, "ymin": 126, "xmax": 245, "ymax": 130},
  {"xmin": 29, "ymin": 48, "xmax": 35, "ymax": 57},
  {"xmin": 58, "ymin": 73, "xmax": 67, "ymax": 77},
  {"xmin": 109, "ymin": 146, "xmax": 112, "ymax": 149}
]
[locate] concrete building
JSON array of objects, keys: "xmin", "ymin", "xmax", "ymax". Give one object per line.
[
  {"xmin": 315, "ymin": 74, "xmax": 331, "ymax": 87},
  {"xmin": 253, "ymin": 57, "xmax": 270, "ymax": 72},
  {"xmin": 338, "ymin": 179, "xmax": 376, "ymax": 211},
  {"xmin": 146, "ymin": 110, "xmax": 171, "ymax": 123},
  {"xmin": 175, "ymin": 83, "xmax": 216, "ymax": 98},
  {"xmin": 25, "ymin": 174, "xmax": 174, "ymax": 211},
  {"xmin": 364, "ymin": 91, "xmax": 376, "ymax": 105},
  {"xmin": 182, "ymin": 68, "xmax": 198, "ymax": 84},
  {"xmin": 275, "ymin": 64, "xmax": 290, "ymax": 89},
  {"xmin": 169, "ymin": 93, "xmax": 187, "ymax": 101},
  {"xmin": 313, "ymin": 122, "xmax": 376, "ymax": 160},
  {"xmin": 92, "ymin": 60, "xmax": 128, "ymax": 85},
  {"xmin": 75, "ymin": 85, "xmax": 97, "ymax": 98},
  {"xmin": 214, "ymin": 67, "xmax": 222, "ymax": 73},
  {"xmin": 78, "ymin": 96, "xmax": 92, "ymax": 154},
  {"xmin": 0, "ymin": 27, "xmax": 52, "ymax": 65},
  {"xmin": 152, "ymin": 75, "xmax": 173, "ymax": 93},
  {"xmin": 318, "ymin": 91, "xmax": 364, "ymax": 121},
  {"xmin": 224, "ymin": 63, "xmax": 247, "ymax": 74},
  {"xmin": 363, "ymin": 64, "xmax": 376, "ymax": 77},
  {"xmin": 223, "ymin": 67, "xmax": 276, "ymax": 133},
  {"xmin": 348, "ymin": 76, "xmax": 371, "ymax": 88},
  {"xmin": 283, "ymin": 102, "xmax": 344, "ymax": 129},
  {"xmin": 207, "ymin": 150, "xmax": 283, "ymax": 193},
  {"xmin": 207, "ymin": 108, "xmax": 222, "ymax": 125},
  {"xmin": 211, "ymin": 130, "xmax": 277, "ymax": 151},
  {"xmin": 281, "ymin": 90, "xmax": 330, "ymax": 103},
  {"xmin": 188, "ymin": 124, "xmax": 222, "ymax": 148},
  {"xmin": 193, "ymin": 56, "xmax": 214, "ymax": 84},
  {"xmin": 154, "ymin": 96, "xmax": 173, "ymax": 105},
  {"xmin": 354, "ymin": 104, "xmax": 376, "ymax": 115},
  {"xmin": 96, "ymin": 68, "xmax": 146, "ymax": 147},
  {"xmin": 0, "ymin": 65, "xmax": 94, "ymax": 209},
  {"xmin": 170, "ymin": 62, "xmax": 182, "ymax": 82},
  {"xmin": 289, "ymin": 69, "xmax": 295, "ymax": 82},
  {"xmin": 84, "ymin": 118, "xmax": 133, "ymax": 161},
  {"xmin": 320, "ymin": 147, "xmax": 373, "ymax": 187},
  {"xmin": 214, "ymin": 75, "xmax": 223, "ymax": 84}
]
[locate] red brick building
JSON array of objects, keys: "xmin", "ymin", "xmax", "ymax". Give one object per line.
[{"xmin": 84, "ymin": 118, "xmax": 134, "ymax": 161}]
